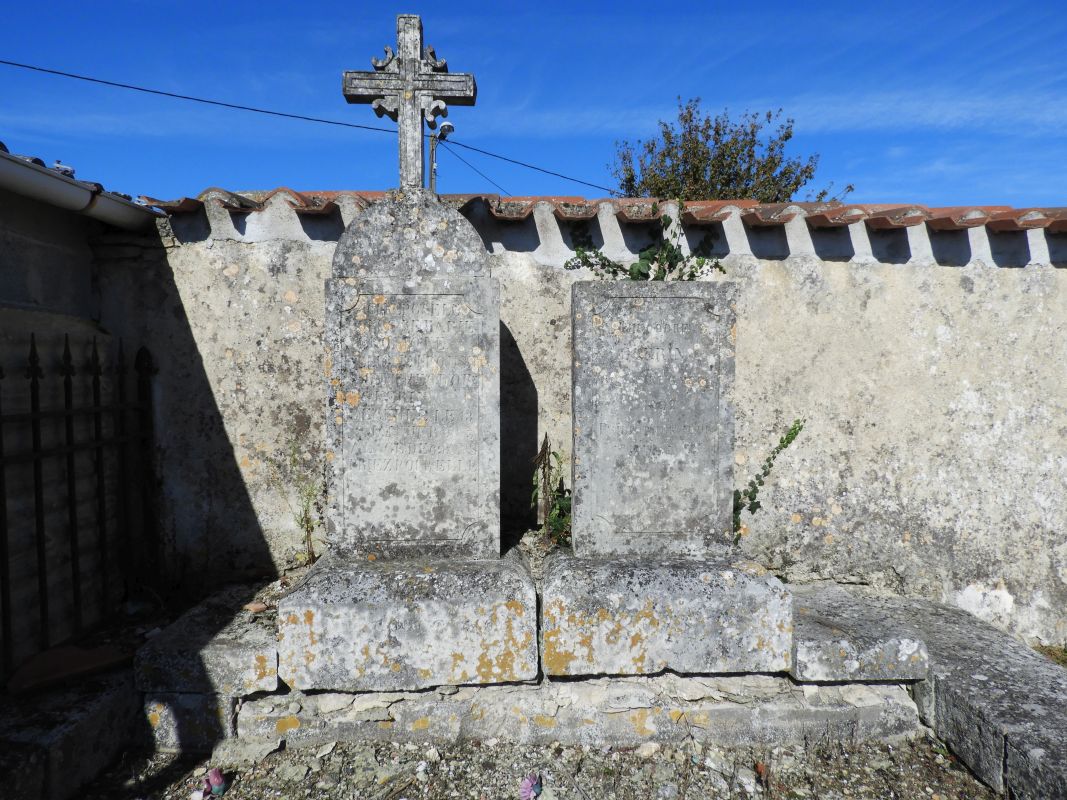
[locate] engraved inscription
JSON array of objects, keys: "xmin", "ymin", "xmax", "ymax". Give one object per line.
[
  {"xmin": 323, "ymin": 276, "xmax": 499, "ymax": 556},
  {"xmin": 337, "ymin": 292, "xmax": 482, "ymax": 479}
]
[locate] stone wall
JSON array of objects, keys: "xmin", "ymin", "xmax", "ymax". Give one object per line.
[{"xmin": 92, "ymin": 194, "xmax": 1067, "ymax": 644}]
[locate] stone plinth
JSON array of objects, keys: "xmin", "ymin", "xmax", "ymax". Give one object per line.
[
  {"xmin": 571, "ymin": 281, "xmax": 737, "ymax": 558},
  {"xmin": 540, "ymin": 553, "xmax": 792, "ymax": 677},
  {"xmin": 324, "ymin": 276, "xmax": 499, "ymax": 559},
  {"xmin": 277, "ymin": 552, "xmax": 537, "ymax": 691}
]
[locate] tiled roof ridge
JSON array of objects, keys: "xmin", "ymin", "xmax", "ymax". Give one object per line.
[{"xmin": 140, "ymin": 188, "xmax": 1067, "ymax": 234}]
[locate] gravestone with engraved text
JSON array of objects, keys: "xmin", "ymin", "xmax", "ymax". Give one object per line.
[{"xmin": 276, "ymin": 16, "xmax": 535, "ymax": 692}]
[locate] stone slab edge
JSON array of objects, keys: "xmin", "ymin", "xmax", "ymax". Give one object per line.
[
  {"xmin": 0, "ymin": 670, "xmax": 138, "ymax": 800},
  {"xmin": 237, "ymin": 674, "xmax": 918, "ymax": 748},
  {"xmin": 794, "ymin": 584, "xmax": 1067, "ymax": 798},
  {"xmin": 789, "ymin": 586, "xmax": 928, "ymax": 681}
]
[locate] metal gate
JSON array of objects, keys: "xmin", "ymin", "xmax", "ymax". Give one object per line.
[{"xmin": 0, "ymin": 334, "xmax": 156, "ymax": 682}]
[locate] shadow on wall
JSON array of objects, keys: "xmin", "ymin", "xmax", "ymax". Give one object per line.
[
  {"xmin": 810, "ymin": 227, "xmax": 855, "ymax": 262},
  {"xmin": 1048, "ymin": 232, "xmax": 1067, "ymax": 267},
  {"xmin": 987, "ymin": 231, "xmax": 1030, "ymax": 268},
  {"xmin": 459, "ymin": 200, "xmax": 540, "ymax": 254},
  {"xmin": 500, "ymin": 322, "xmax": 538, "ymax": 550},
  {"xmin": 930, "ymin": 230, "xmax": 971, "ymax": 266},
  {"xmin": 93, "ymin": 227, "xmax": 277, "ymax": 756},
  {"xmin": 869, "ymin": 229, "xmax": 911, "ymax": 264}
]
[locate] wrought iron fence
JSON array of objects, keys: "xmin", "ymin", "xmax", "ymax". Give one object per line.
[{"xmin": 0, "ymin": 334, "xmax": 155, "ymax": 681}]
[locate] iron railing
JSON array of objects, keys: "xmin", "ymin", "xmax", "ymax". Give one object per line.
[{"xmin": 0, "ymin": 334, "xmax": 155, "ymax": 680}]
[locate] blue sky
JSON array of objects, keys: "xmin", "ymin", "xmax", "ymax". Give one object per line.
[{"xmin": 2, "ymin": 2, "xmax": 1066, "ymax": 205}]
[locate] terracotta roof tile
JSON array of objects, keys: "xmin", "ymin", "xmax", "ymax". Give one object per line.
[
  {"xmin": 552, "ymin": 199, "xmax": 600, "ymax": 221},
  {"xmin": 863, "ymin": 206, "xmax": 930, "ymax": 229},
  {"xmin": 1045, "ymin": 209, "xmax": 1067, "ymax": 234},
  {"xmin": 613, "ymin": 198, "xmax": 664, "ymax": 223},
  {"xmin": 742, "ymin": 203, "xmax": 817, "ymax": 227},
  {"xmin": 925, "ymin": 206, "xmax": 1010, "ymax": 230},
  {"xmin": 141, "ymin": 190, "xmax": 1067, "ymax": 242},
  {"xmin": 198, "ymin": 187, "xmax": 261, "ymax": 212},
  {"xmin": 487, "ymin": 196, "xmax": 537, "ymax": 220},
  {"xmin": 805, "ymin": 205, "xmax": 869, "ymax": 228},
  {"xmin": 680, "ymin": 200, "xmax": 757, "ymax": 225},
  {"xmin": 986, "ymin": 208, "xmax": 1054, "ymax": 232}
]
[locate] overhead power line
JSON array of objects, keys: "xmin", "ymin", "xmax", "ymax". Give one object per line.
[
  {"xmin": 444, "ymin": 139, "xmax": 615, "ymax": 195},
  {"xmin": 438, "ymin": 141, "xmax": 510, "ymax": 196},
  {"xmin": 0, "ymin": 58, "xmax": 394, "ymax": 134},
  {"xmin": 0, "ymin": 58, "xmax": 618, "ymax": 196}
]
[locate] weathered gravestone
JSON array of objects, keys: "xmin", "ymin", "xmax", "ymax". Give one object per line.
[
  {"xmin": 278, "ymin": 15, "xmax": 536, "ymax": 692},
  {"xmin": 323, "ymin": 199, "xmax": 499, "ymax": 560},
  {"xmin": 571, "ymin": 281, "xmax": 735, "ymax": 558},
  {"xmin": 541, "ymin": 279, "xmax": 794, "ymax": 677}
]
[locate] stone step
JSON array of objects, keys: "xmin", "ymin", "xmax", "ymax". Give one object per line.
[
  {"xmin": 134, "ymin": 585, "xmax": 279, "ymax": 754},
  {"xmin": 789, "ymin": 584, "xmax": 929, "ymax": 681},
  {"xmin": 0, "ymin": 670, "xmax": 138, "ymax": 800},
  {"xmin": 541, "ymin": 553, "xmax": 792, "ymax": 677},
  {"xmin": 237, "ymin": 673, "xmax": 918, "ymax": 749},
  {"xmin": 277, "ymin": 551, "xmax": 538, "ymax": 691},
  {"xmin": 134, "ymin": 584, "xmax": 278, "ymax": 696}
]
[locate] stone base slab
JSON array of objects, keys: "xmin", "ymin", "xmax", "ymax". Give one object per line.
[
  {"xmin": 800, "ymin": 586, "xmax": 1067, "ymax": 798},
  {"xmin": 790, "ymin": 584, "xmax": 928, "ymax": 681},
  {"xmin": 0, "ymin": 670, "xmax": 138, "ymax": 800},
  {"xmin": 541, "ymin": 554, "xmax": 792, "ymax": 676},
  {"xmin": 237, "ymin": 674, "xmax": 918, "ymax": 748},
  {"xmin": 277, "ymin": 552, "xmax": 538, "ymax": 691},
  {"xmin": 144, "ymin": 692, "xmax": 235, "ymax": 753},
  {"xmin": 135, "ymin": 585, "xmax": 278, "ymax": 695}
]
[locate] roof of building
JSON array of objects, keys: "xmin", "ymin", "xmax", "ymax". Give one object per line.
[
  {"xmin": 0, "ymin": 139, "xmax": 161, "ymax": 230},
  {"xmin": 140, "ymin": 188, "xmax": 1067, "ymax": 234}
]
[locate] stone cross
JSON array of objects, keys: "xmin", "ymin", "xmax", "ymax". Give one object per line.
[{"xmin": 343, "ymin": 14, "xmax": 477, "ymax": 189}]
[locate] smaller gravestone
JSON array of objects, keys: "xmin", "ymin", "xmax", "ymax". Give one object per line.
[
  {"xmin": 571, "ymin": 281, "xmax": 737, "ymax": 557},
  {"xmin": 542, "ymin": 279, "xmax": 793, "ymax": 679}
]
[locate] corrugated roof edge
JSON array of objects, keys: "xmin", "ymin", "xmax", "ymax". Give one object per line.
[{"xmin": 0, "ymin": 139, "xmax": 161, "ymax": 230}]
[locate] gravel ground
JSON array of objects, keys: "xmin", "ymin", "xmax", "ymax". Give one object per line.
[{"xmin": 86, "ymin": 731, "xmax": 994, "ymax": 800}]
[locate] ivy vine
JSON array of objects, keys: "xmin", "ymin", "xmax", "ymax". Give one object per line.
[{"xmin": 564, "ymin": 202, "xmax": 725, "ymax": 281}]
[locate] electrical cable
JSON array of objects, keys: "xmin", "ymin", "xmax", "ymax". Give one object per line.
[
  {"xmin": 438, "ymin": 140, "xmax": 510, "ymax": 196},
  {"xmin": 0, "ymin": 57, "xmax": 618, "ymax": 196},
  {"xmin": 445, "ymin": 139, "xmax": 616, "ymax": 195},
  {"xmin": 0, "ymin": 58, "xmax": 395, "ymax": 134}
]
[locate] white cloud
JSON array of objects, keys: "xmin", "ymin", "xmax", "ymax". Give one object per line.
[
  {"xmin": 468, "ymin": 89, "xmax": 1067, "ymax": 143},
  {"xmin": 776, "ymin": 90, "xmax": 1067, "ymax": 136}
]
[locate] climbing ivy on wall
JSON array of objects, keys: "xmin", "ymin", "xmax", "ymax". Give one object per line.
[{"xmin": 563, "ymin": 202, "xmax": 724, "ymax": 281}]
